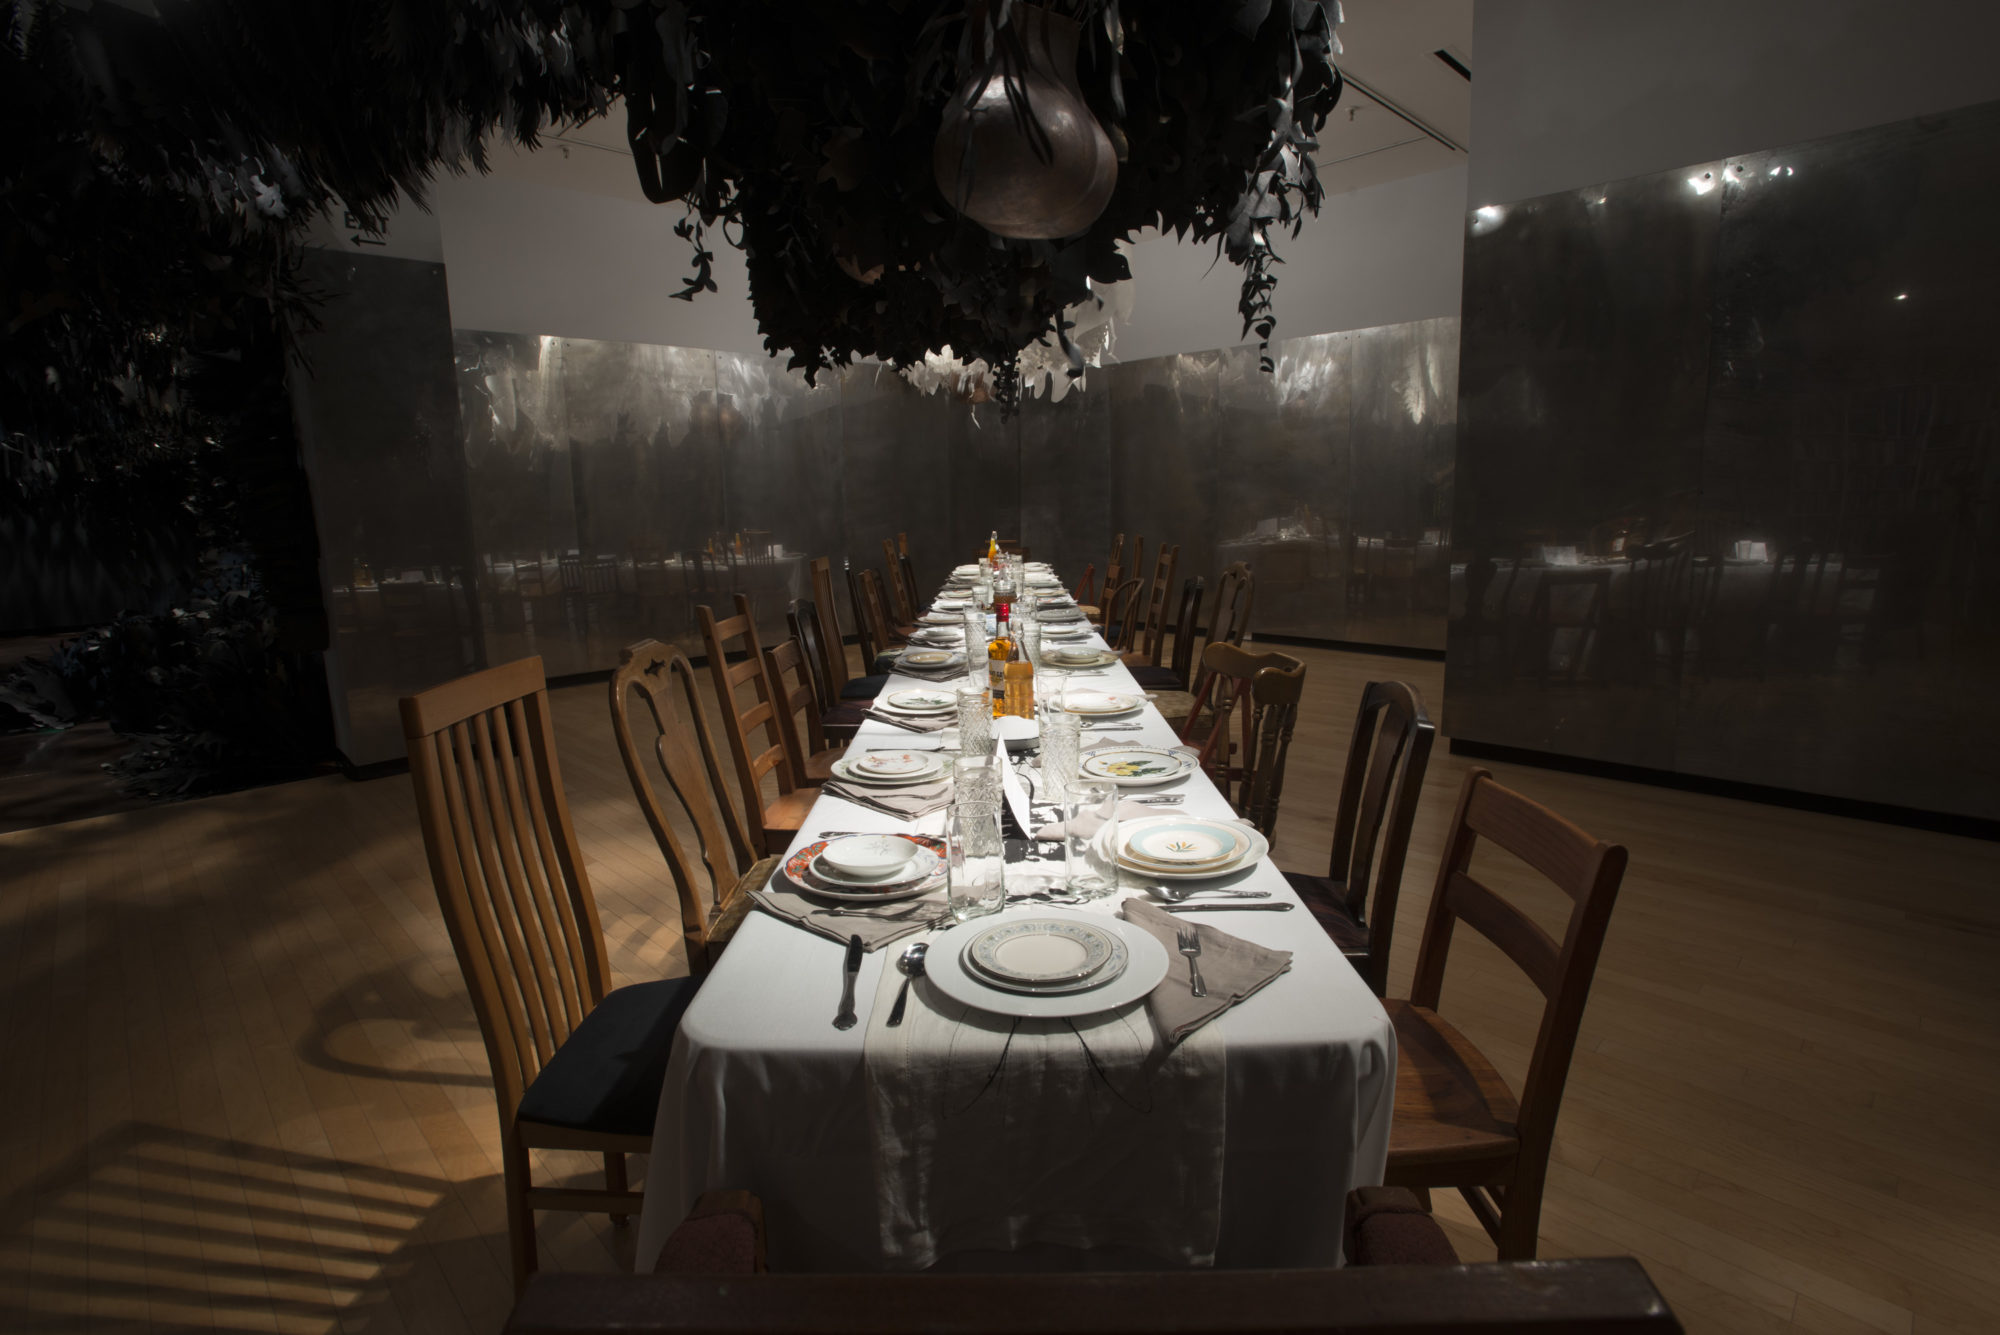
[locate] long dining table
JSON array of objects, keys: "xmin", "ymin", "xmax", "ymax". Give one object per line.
[{"xmin": 634, "ymin": 568, "xmax": 1396, "ymax": 1272}]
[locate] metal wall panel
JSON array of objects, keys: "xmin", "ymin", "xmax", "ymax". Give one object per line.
[
  {"xmin": 835, "ymin": 364, "xmax": 958, "ymax": 602},
  {"xmin": 1018, "ymin": 378, "xmax": 1111, "ymax": 592},
  {"xmin": 1107, "ymin": 350, "xmax": 1224, "ymax": 621},
  {"xmin": 294, "ymin": 252, "xmax": 477, "ymax": 766},
  {"xmin": 1447, "ymin": 162, "xmax": 1721, "ymax": 772}
]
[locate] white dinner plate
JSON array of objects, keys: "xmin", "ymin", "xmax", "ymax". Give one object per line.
[
  {"xmin": 1094, "ymin": 816, "xmax": 1270, "ymax": 881},
  {"xmin": 965, "ymin": 916, "xmax": 1122, "ymax": 987},
  {"xmin": 809, "ymin": 850, "xmax": 936, "ymax": 890},
  {"xmin": 953, "ymin": 564, "xmax": 980, "ymax": 575},
  {"xmin": 884, "ymin": 688, "xmax": 958, "ymax": 715},
  {"xmin": 1041, "ymin": 624, "xmax": 1091, "ymax": 640},
  {"xmin": 1061, "ymin": 691, "xmax": 1143, "ymax": 716},
  {"xmin": 848, "ymin": 750, "xmax": 937, "ymax": 779},
  {"xmin": 899, "ymin": 649, "xmax": 962, "ymax": 669},
  {"xmin": 829, "ymin": 755, "xmax": 946, "ymax": 787},
  {"xmin": 780, "ymin": 837, "xmax": 946, "ymax": 902},
  {"xmin": 1042, "ymin": 646, "xmax": 1117, "ymax": 668},
  {"xmin": 1077, "ymin": 746, "xmax": 1197, "ymax": 788},
  {"xmin": 919, "ymin": 611, "xmax": 961, "ymax": 625},
  {"xmin": 926, "ymin": 911, "xmax": 1169, "ymax": 1018}
]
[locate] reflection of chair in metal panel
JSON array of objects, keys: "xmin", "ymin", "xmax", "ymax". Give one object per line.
[
  {"xmin": 1617, "ymin": 536, "xmax": 1691, "ymax": 684},
  {"xmin": 1457, "ymin": 557, "xmax": 1520, "ymax": 683},
  {"xmin": 1762, "ymin": 547, "xmax": 1837, "ymax": 675},
  {"xmin": 1520, "ymin": 569, "xmax": 1609, "ymax": 688},
  {"xmin": 633, "ymin": 551, "xmax": 690, "ymax": 642}
]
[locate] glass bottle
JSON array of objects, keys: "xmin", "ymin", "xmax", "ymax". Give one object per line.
[{"xmin": 986, "ymin": 609, "xmax": 1017, "ymax": 708}]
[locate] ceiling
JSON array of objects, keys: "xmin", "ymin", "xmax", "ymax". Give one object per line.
[{"xmin": 486, "ymin": 1, "xmax": 1474, "ymax": 203}]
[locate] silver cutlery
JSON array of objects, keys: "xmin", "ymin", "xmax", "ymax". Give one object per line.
[
  {"xmin": 887, "ymin": 941, "xmax": 928, "ymax": 1027},
  {"xmin": 1149, "ymin": 885, "xmax": 1271, "ymax": 903},
  {"xmin": 1129, "ymin": 795, "xmax": 1185, "ymax": 805},
  {"xmin": 1155, "ymin": 901, "xmax": 1295, "ymax": 913},
  {"xmin": 1082, "ymin": 723, "xmax": 1144, "ymax": 732},
  {"xmin": 1177, "ymin": 927, "xmax": 1208, "ymax": 999},
  {"xmin": 819, "ymin": 900, "xmax": 934, "ymax": 919},
  {"xmin": 832, "ymin": 934, "xmax": 864, "ymax": 1030}
]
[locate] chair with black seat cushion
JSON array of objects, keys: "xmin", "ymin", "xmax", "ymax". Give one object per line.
[
  {"xmin": 812, "ymin": 557, "xmax": 887, "ymax": 703},
  {"xmin": 1283, "ymin": 680, "xmax": 1435, "ymax": 996},
  {"xmin": 1383, "ymin": 768, "xmax": 1629, "ymax": 1260},
  {"xmin": 1343, "ymin": 1186, "xmax": 1461, "ymax": 1267},
  {"xmin": 1129, "ymin": 576, "xmax": 1203, "ymax": 693},
  {"xmin": 401, "ymin": 656, "xmax": 697, "ymax": 1294},
  {"xmin": 609, "ymin": 640, "xmax": 784, "ymax": 978}
]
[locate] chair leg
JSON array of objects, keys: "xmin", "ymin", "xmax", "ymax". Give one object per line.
[
  {"xmin": 605, "ymin": 1151, "xmax": 629, "ymax": 1225},
  {"xmin": 504, "ymin": 1137, "xmax": 537, "ymax": 1295}
]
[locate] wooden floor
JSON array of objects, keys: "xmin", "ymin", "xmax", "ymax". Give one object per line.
[{"xmin": 2, "ymin": 643, "xmax": 1997, "ymax": 1333}]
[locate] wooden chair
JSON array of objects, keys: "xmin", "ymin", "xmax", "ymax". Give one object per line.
[
  {"xmin": 401, "ymin": 657, "xmax": 698, "ymax": 1293},
  {"xmin": 609, "ymin": 641, "xmax": 783, "ymax": 977},
  {"xmin": 858, "ymin": 567, "xmax": 910, "ymax": 666},
  {"xmin": 996, "ymin": 538, "xmax": 1029, "ymax": 558},
  {"xmin": 1102, "ymin": 577, "xmax": 1143, "ymax": 653},
  {"xmin": 1071, "ymin": 561, "xmax": 1099, "ymax": 615},
  {"xmin": 1131, "ymin": 575, "xmax": 1204, "ymax": 694},
  {"xmin": 762, "ymin": 631, "xmax": 844, "ymax": 787},
  {"xmin": 812, "ymin": 557, "xmax": 886, "ymax": 702},
  {"xmin": 1124, "ymin": 542, "xmax": 1180, "ymax": 668},
  {"xmin": 1283, "ymin": 681, "xmax": 1436, "ymax": 996},
  {"xmin": 1180, "ymin": 642, "xmax": 1305, "ymax": 837},
  {"xmin": 696, "ymin": 595, "xmax": 816, "ymax": 855},
  {"xmin": 881, "ymin": 537, "xmax": 916, "ymax": 625},
  {"xmin": 1209, "ymin": 560, "xmax": 1256, "ymax": 650},
  {"xmin": 1098, "ymin": 534, "xmax": 1134, "ymax": 632},
  {"xmin": 1383, "ymin": 769, "xmax": 1629, "ymax": 1261},
  {"xmin": 790, "ymin": 600, "xmax": 870, "ymax": 740}
]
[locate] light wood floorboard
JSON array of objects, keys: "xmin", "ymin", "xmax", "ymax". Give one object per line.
[{"xmin": 1, "ymin": 643, "xmax": 1995, "ymax": 1333}]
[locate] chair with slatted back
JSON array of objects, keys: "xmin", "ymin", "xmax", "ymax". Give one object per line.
[
  {"xmin": 996, "ymin": 539, "xmax": 1029, "ymax": 559},
  {"xmin": 858, "ymin": 567, "xmax": 909, "ymax": 668},
  {"xmin": 609, "ymin": 641, "xmax": 783, "ymax": 979},
  {"xmin": 1283, "ymin": 681, "xmax": 1435, "ymax": 996},
  {"xmin": 898, "ymin": 551, "xmax": 921, "ymax": 621},
  {"xmin": 813, "ymin": 558, "xmax": 886, "ymax": 704},
  {"xmin": 881, "ymin": 538, "xmax": 916, "ymax": 625},
  {"xmin": 1180, "ymin": 642, "xmax": 1305, "ymax": 837},
  {"xmin": 697, "ymin": 595, "xmax": 816, "ymax": 855},
  {"xmin": 762, "ymin": 631, "xmax": 844, "ymax": 787},
  {"xmin": 1096, "ymin": 535, "xmax": 1131, "ymax": 632},
  {"xmin": 1123, "ymin": 543, "xmax": 1180, "ymax": 669},
  {"xmin": 401, "ymin": 657, "xmax": 700, "ymax": 1293},
  {"xmin": 1131, "ymin": 576, "xmax": 1204, "ymax": 694},
  {"xmin": 1383, "ymin": 769, "xmax": 1628, "ymax": 1261},
  {"xmin": 1101, "ymin": 578, "xmax": 1143, "ymax": 653},
  {"xmin": 790, "ymin": 601, "xmax": 870, "ymax": 742},
  {"xmin": 1071, "ymin": 561, "xmax": 1099, "ymax": 617}
]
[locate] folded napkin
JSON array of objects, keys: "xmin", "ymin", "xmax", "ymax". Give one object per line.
[
  {"xmin": 864, "ymin": 709, "xmax": 950, "ymax": 734},
  {"xmin": 821, "ymin": 778, "xmax": 954, "ymax": 820},
  {"xmin": 1031, "ymin": 800, "xmax": 1173, "ymax": 842},
  {"xmin": 751, "ymin": 884, "xmax": 943, "ymax": 951},
  {"xmin": 1120, "ymin": 898, "xmax": 1292, "ymax": 1044}
]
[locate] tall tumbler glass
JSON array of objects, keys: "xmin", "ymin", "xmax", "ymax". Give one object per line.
[
  {"xmin": 952, "ymin": 753, "xmax": 1005, "ymax": 809},
  {"xmin": 1063, "ymin": 781, "xmax": 1122, "ymax": 900},
  {"xmin": 954, "ymin": 682, "xmax": 993, "ymax": 759},
  {"xmin": 1040, "ymin": 707, "xmax": 1081, "ymax": 805},
  {"xmin": 948, "ymin": 802, "xmax": 1006, "ymax": 922}
]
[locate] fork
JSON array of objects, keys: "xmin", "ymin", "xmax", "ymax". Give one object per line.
[{"xmin": 1177, "ymin": 927, "xmax": 1208, "ymax": 999}]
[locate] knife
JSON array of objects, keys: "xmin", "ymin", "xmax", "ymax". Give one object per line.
[
  {"xmin": 832, "ymin": 934, "xmax": 864, "ymax": 1030},
  {"xmin": 1155, "ymin": 902, "xmax": 1295, "ymax": 912}
]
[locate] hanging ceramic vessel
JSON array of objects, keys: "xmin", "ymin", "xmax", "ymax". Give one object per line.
[{"xmin": 933, "ymin": 5, "xmax": 1118, "ymax": 240}]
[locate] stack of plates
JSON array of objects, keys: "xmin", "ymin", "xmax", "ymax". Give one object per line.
[
  {"xmin": 1060, "ymin": 690, "xmax": 1143, "ymax": 716},
  {"xmin": 878, "ymin": 688, "xmax": 957, "ymax": 717},
  {"xmin": 899, "ymin": 648, "xmax": 963, "ymax": 670},
  {"xmin": 782, "ymin": 834, "xmax": 946, "ymax": 902},
  {"xmin": 919, "ymin": 611, "xmax": 962, "ymax": 625},
  {"xmin": 829, "ymin": 749, "xmax": 946, "ymax": 787},
  {"xmin": 1078, "ymin": 745, "xmax": 1196, "ymax": 788},
  {"xmin": 927, "ymin": 914, "xmax": 1171, "ymax": 1018},
  {"xmin": 1096, "ymin": 816, "xmax": 1270, "ymax": 880},
  {"xmin": 1041, "ymin": 623, "xmax": 1091, "ymax": 641},
  {"xmin": 1035, "ymin": 606, "xmax": 1088, "ymax": 623},
  {"xmin": 909, "ymin": 627, "xmax": 963, "ymax": 647},
  {"xmin": 1042, "ymin": 644, "xmax": 1114, "ymax": 668},
  {"xmin": 953, "ymin": 563, "xmax": 981, "ymax": 576},
  {"xmin": 934, "ymin": 597, "xmax": 971, "ymax": 610}
]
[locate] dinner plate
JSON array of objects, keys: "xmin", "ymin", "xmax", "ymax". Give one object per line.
[
  {"xmin": 1078, "ymin": 746, "xmax": 1197, "ymax": 788},
  {"xmin": 926, "ymin": 911, "xmax": 1169, "ymax": 1018},
  {"xmin": 830, "ymin": 755, "xmax": 946, "ymax": 787},
  {"xmin": 1035, "ymin": 608, "xmax": 1088, "ymax": 623},
  {"xmin": 1094, "ymin": 816, "xmax": 1271, "ymax": 881},
  {"xmin": 1060, "ymin": 691, "xmax": 1143, "ymax": 716},
  {"xmin": 899, "ymin": 649, "xmax": 962, "ymax": 669},
  {"xmin": 933, "ymin": 598, "xmax": 971, "ymax": 610},
  {"xmin": 884, "ymin": 688, "xmax": 958, "ymax": 715},
  {"xmin": 781, "ymin": 836, "xmax": 946, "ymax": 902},
  {"xmin": 1041, "ymin": 624, "xmax": 1091, "ymax": 641},
  {"xmin": 1124, "ymin": 819, "xmax": 1247, "ymax": 867},
  {"xmin": 808, "ymin": 850, "xmax": 936, "ymax": 890},
  {"xmin": 1042, "ymin": 646, "xmax": 1116, "ymax": 668},
  {"xmin": 964, "ymin": 916, "xmax": 1121, "ymax": 987},
  {"xmin": 848, "ymin": 750, "xmax": 937, "ymax": 779},
  {"xmin": 953, "ymin": 564, "xmax": 981, "ymax": 575},
  {"xmin": 919, "ymin": 611, "xmax": 961, "ymax": 625}
]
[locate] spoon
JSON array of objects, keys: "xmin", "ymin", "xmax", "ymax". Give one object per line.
[
  {"xmin": 886, "ymin": 941, "xmax": 928, "ymax": 1027},
  {"xmin": 1145, "ymin": 885, "xmax": 1272, "ymax": 903}
]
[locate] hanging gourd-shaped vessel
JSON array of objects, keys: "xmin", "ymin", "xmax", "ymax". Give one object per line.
[{"xmin": 933, "ymin": 5, "xmax": 1118, "ymax": 240}]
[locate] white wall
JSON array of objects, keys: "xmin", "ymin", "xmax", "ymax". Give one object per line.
[
  {"xmin": 432, "ymin": 172, "xmax": 770, "ymax": 357},
  {"xmin": 1113, "ymin": 162, "xmax": 1468, "ymax": 363},
  {"xmin": 1470, "ymin": 0, "xmax": 2000, "ymax": 206}
]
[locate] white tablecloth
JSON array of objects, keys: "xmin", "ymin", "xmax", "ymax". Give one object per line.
[{"xmin": 635, "ymin": 603, "xmax": 1395, "ymax": 1271}]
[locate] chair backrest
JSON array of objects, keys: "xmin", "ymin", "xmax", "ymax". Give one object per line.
[
  {"xmin": 1136, "ymin": 543, "xmax": 1180, "ymax": 665},
  {"xmin": 843, "ymin": 560, "xmax": 881, "ymax": 669},
  {"xmin": 789, "ymin": 598, "xmax": 836, "ymax": 712},
  {"xmin": 1183, "ymin": 642, "xmax": 1306, "ymax": 837},
  {"xmin": 1100, "ymin": 535, "xmax": 1132, "ymax": 630},
  {"xmin": 808, "ymin": 558, "xmax": 852, "ymax": 694},
  {"xmin": 608, "ymin": 641, "xmax": 759, "ymax": 975},
  {"xmin": 881, "ymin": 538, "xmax": 915, "ymax": 623},
  {"xmin": 857, "ymin": 568, "xmax": 899, "ymax": 661},
  {"xmin": 696, "ymin": 594, "xmax": 796, "ymax": 850},
  {"xmin": 762, "ymin": 629, "xmax": 829, "ymax": 790},
  {"xmin": 1072, "ymin": 561, "xmax": 1098, "ymax": 608},
  {"xmin": 400, "ymin": 658, "xmax": 610, "ymax": 1121},
  {"xmin": 1103, "ymin": 577, "xmax": 1143, "ymax": 652},
  {"xmin": 1411, "ymin": 769, "xmax": 1628, "ymax": 1232},
  {"xmin": 997, "ymin": 539, "xmax": 1028, "ymax": 558},
  {"xmin": 1167, "ymin": 576, "xmax": 1205, "ymax": 686},
  {"xmin": 898, "ymin": 551, "xmax": 920, "ymax": 620},
  {"xmin": 1210, "ymin": 561, "xmax": 1255, "ymax": 648},
  {"xmin": 1327, "ymin": 681, "xmax": 1437, "ymax": 996}
]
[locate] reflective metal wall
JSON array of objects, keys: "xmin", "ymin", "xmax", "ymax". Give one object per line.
[{"xmin": 1449, "ymin": 98, "xmax": 2000, "ymax": 820}]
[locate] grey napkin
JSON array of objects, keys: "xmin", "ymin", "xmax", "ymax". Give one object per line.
[
  {"xmin": 896, "ymin": 661, "xmax": 972, "ymax": 683},
  {"xmin": 821, "ymin": 777, "xmax": 953, "ymax": 819},
  {"xmin": 752, "ymin": 884, "xmax": 944, "ymax": 951},
  {"xmin": 1119, "ymin": 898, "xmax": 1292, "ymax": 1044},
  {"xmin": 863, "ymin": 709, "xmax": 950, "ymax": 734}
]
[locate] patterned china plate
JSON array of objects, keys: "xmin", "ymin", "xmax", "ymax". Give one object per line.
[
  {"xmin": 829, "ymin": 754, "xmax": 946, "ymax": 787},
  {"xmin": 1043, "ymin": 645, "xmax": 1115, "ymax": 667},
  {"xmin": 1040, "ymin": 624, "xmax": 1090, "ymax": 640},
  {"xmin": 1124, "ymin": 819, "xmax": 1246, "ymax": 866},
  {"xmin": 964, "ymin": 918, "xmax": 1126, "ymax": 990},
  {"xmin": 780, "ymin": 836, "xmax": 946, "ymax": 902},
  {"xmin": 1095, "ymin": 816, "xmax": 1271, "ymax": 881},
  {"xmin": 927, "ymin": 911, "xmax": 1169, "ymax": 1018},
  {"xmin": 899, "ymin": 649, "xmax": 961, "ymax": 668},
  {"xmin": 852, "ymin": 750, "xmax": 935, "ymax": 777},
  {"xmin": 1077, "ymin": 746, "xmax": 1197, "ymax": 788},
  {"xmin": 1034, "ymin": 608, "xmax": 1088, "ymax": 623},
  {"xmin": 1060, "ymin": 691, "xmax": 1142, "ymax": 716},
  {"xmin": 919, "ymin": 612, "xmax": 961, "ymax": 625},
  {"xmin": 885, "ymin": 689, "xmax": 957, "ymax": 715}
]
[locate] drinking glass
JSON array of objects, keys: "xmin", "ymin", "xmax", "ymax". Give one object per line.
[
  {"xmin": 952, "ymin": 753, "xmax": 1005, "ymax": 809},
  {"xmin": 955, "ymin": 682, "xmax": 993, "ymax": 758},
  {"xmin": 1063, "ymin": 781, "xmax": 1121, "ymax": 900},
  {"xmin": 974, "ymin": 580, "xmax": 994, "ymax": 614},
  {"xmin": 947, "ymin": 803, "xmax": 1006, "ymax": 922},
  {"xmin": 1040, "ymin": 707, "xmax": 1081, "ymax": 804},
  {"xmin": 1018, "ymin": 619, "xmax": 1042, "ymax": 667},
  {"xmin": 1034, "ymin": 667, "xmax": 1071, "ymax": 722}
]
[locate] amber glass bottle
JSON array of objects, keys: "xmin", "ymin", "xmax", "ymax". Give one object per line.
[{"xmin": 986, "ymin": 613, "xmax": 1016, "ymax": 710}]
